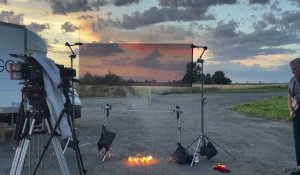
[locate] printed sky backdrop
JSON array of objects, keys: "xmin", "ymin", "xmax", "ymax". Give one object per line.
[
  {"xmin": 79, "ymin": 43, "xmax": 192, "ymax": 84},
  {"xmin": 1, "ymin": 0, "xmax": 299, "ymax": 83}
]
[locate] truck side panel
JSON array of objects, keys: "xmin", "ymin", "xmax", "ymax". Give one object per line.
[{"xmin": 0, "ymin": 23, "xmax": 26, "ymax": 113}]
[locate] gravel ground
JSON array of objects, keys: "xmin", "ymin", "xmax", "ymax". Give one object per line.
[{"xmin": 0, "ymin": 92, "xmax": 295, "ymax": 175}]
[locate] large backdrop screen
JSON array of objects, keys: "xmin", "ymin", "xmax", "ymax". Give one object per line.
[{"xmin": 79, "ymin": 43, "xmax": 192, "ymax": 86}]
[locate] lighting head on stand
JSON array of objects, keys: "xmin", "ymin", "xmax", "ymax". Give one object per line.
[
  {"xmin": 191, "ymin": 44, "xmax": 207, "ymax": 50},
  {"xmin": 65, "ymin": 42, "xmax": 82, "ymax": 60},
  {"xmin": 65, "ymin": 42, "xmax": 83, "ymax": 46},
  {"xmin": 103, "ymin": 104, "xmax": 112, "ymax": 111},
  {"xmin": 173, "ymin": 106, "xmax": 183, "ymax": 119},
  {"xmin": 197, "ymin": 59, "xmax": 204, "ymax": 64}
]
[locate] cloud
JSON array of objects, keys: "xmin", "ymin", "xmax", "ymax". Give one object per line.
[
  {"xmin": 27, "ymin": 22, "xmax": 50, "ymax": 33},
  {"xmin": 143, "ymin": 24, "xmax": 195, "ymax": 42},
  {"xmin": 158, "ymin": 0, "xmax": 237, "ymax": 8},
  {"xmin": 253, "ymin": 21, "xmax": 267, "ymax": 30},
  {"xmin": 79, "ymin": 43, "xmax": 124, "ymax": 57},
  {"xmin": 115, "ymin": 0, "xmax": 240, "ymax": 29},
  {"xmin": 133, "ymin": 47, "xmax": 188, "ymax": 71},
  {"xmin": 120, "ymin": 7, "xmax": 214, "ymax": 29},
  {"xmin": 248, "ymin": 0, "xmax": 270, "ymax": 4},
  {"xmin": 290, "ymin": 0, "xmax": 300, "ymax": 6},
  {"xmin": 53, "ymin": 39, "xmax": 59, "ymax": 44},
  {"xmin": 135, "ymin": 49, "xmax": 163, "ymax": 68},
  {"xmin": 49, "ymin": 0, "xmax": 91, "ymax": 15},
  {"xmin": 0, "ymin": 10, "xmax": 24, "ymax": 24},
  {"xmin": 113, "ymin": 0, "xmax": 141, "ymax": 6},
  {"xmin": 262, "ymin": 12, "xmax": 278, "ymax": 24},
  {"xmin": 93, "ymin": 16, "xmax": 121, "ymax": 30},
  {"xmin": 202, "ymin": 21, "xmax": 298, "ymax": 61},
  {"xmin": 47, "ymin": 0, "xmax": 142, "ymax": 14},
  {"xmin": 258, "ymin": 11, "xmax": 300, "ymax": 32},
  {"xmin": 0, "ymin": 0, "xmax": 8, "ymax": 4},
  {"xmin": 278, "ymin": 11, "xmax": 300, "ymax": 31},
  {"xmin": 61, "ymin": 21, "xmax": 80, "ymax": 32},
  {"xmin": 90, "ymin": 0, "xmax": 108, "ymax": 10},
  {"xmin": 77, "ymin": 15, "xmax": 94, "ymax": 20}
]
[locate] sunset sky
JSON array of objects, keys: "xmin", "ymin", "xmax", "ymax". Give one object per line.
[
  {"xmin": 1, "ymin": 0, "xmax": 299, "ymax": 83},
  {"xmin": 79, "ymin": 43, "xmax": 192, "ymax": 83}
]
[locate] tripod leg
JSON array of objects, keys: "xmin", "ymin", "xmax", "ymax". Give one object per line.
[
  {"xmin": 10, "ymin": 139, "xmax": 24, "ymax": 175},
  {"xmin": 62, "ymin": 137, "xmax": 71, "ymax": 154},
  {"xmin": 44, "ymin": 116, "xmax": 70, "ymax": 175},
  {"xmin": 10, "ymin": 117, "xmax": 29, "ymax": 175},
  {"xmin": 10, "ymin": 119, "xmax": 36, "ymax": 175},
  {"xmin": 33, "ymin": 109, "xmax": 68, "ymax": 175},
  {"xmin": 205, "ymin": 136, "xmax": 236, "ymax": 159},
  {"xmin": 67, "ymin": 114, "xmax": 86, "ymax": 174},
  {"xmin": 185, "ymin": 134, "xmax": 201, "ymax": 150},
  {"xmin": 190, "ymin": 135, "xmax": 202, "ymax": 167}
]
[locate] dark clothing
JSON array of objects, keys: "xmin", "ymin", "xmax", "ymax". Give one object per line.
[
  {"xmin": 289, "ymin": 78, "xmax": 300, "ymax": 166},
  {"xmin": 294, "ymin": 110, "xmax": 300, "ymax": 166}
]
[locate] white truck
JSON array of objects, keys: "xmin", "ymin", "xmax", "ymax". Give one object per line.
[{"xmin": 0, "ymin": 21, "xmax": 81, "ymax": 124}]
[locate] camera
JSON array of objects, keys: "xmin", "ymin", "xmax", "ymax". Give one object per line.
[{"xmin": 9, "ymin": 54, "xmax": 76, "ymax": 108}]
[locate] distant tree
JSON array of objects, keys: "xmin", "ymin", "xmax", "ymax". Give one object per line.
[
  {"xmin": 181, "ymin": 62, "xmax": 202, "ymax": 84},
  {"xmin": 211, "ymin": 71, "xmax": 232, "ymax": 84},
  {"xmin": 204, "ymin": 73, "xmax": 212, "ymax": 84},
  {"xmin": 181, "ymin": 62, "xmax": 193, "ymax": 84}
]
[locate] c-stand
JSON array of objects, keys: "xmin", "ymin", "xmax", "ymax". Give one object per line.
[
  {"xmin": 64, "ymin": 42, "xmax": 86, "ymax": 174},
  {"xmin": 33, "ymin": 79, "xmax": 86, "ymax": 175},
  {"xmin": 188, "ymin": 44, "xmax": 235, "ymax": 167}
]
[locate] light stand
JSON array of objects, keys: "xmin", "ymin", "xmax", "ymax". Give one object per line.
[
  {"xmin": 97, "ymin": 104, "xmax": 119, "ymax": 162},
  {"xmin": 102, "ymin": 104, "xmax": 112, "ymax": 161},
  {"xmin": 169, "ymin": 106, "xmax": 193, "ymax": 164},
  {"xmin": 188, "ymin": 44, "xmax": 235, "ymax": 167},
  {"xmin": 103, "ymin": 104, "xmax": 112, "ymax": 127},
  {"xmin": 65, "ymin": 42, "xmax": 82, "ymax": 124},
  {"xmin": 169, "ymin": 106, "xmax": 184, "ymax": 161},
  {"xmin": 64, "ymin": 42, "xmax": 87, "ymax": 174}
]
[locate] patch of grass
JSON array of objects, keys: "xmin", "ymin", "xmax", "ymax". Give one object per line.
[{"xmin": 231, "ymin": 95, "xmax": 290, "ymax": 121}]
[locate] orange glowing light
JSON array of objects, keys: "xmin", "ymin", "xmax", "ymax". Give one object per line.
[{"xmin": 127, "ymin": 155, "xmax": 156, "ymax": 166}]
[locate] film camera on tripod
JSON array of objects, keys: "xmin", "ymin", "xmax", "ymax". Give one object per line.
[
  {"xmin": 10, "ymin": 53, "xmax": 77, "ymax": 140},
  {"xmin": 9, "ymin": 53, "xmax": 83, "ymax": 175}
]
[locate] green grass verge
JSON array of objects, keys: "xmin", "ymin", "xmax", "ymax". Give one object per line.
[{"xmin": 231, "ymin": 95, "xmax": 290, "ymax": 121}]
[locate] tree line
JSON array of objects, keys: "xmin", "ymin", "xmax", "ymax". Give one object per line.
[
  {"xmin": 80, "ymin": 62, "xmax": 232, "ymax": 85},
  {"xmin": 181, "ymin": 62, "xmax": 232, "ymax": 84}
]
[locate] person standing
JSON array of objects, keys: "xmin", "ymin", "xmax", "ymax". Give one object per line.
[{"xmin": 288, "ymin": 58, "xmax": 300, "ymax": 175}]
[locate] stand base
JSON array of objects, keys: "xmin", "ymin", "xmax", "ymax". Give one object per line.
[
  {"xmin": 169, "ymin": 143, "xmax": 193, "ymax": 164},
  {"xmin": 101, "ymin": 148, "xmax": 122, "ymax": 162},
  {"xmin": 189, "ymin": 134, "xmax": 235, "ymax": 167}
]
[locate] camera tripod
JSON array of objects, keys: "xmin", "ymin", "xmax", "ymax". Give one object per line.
[
  {"xmin": 10, "ymin": 105, "xmax": 70, "ymax": 175},
  {"xmin": 33, "ymin": 84, "xmax": 86, "ymax": 175},
  {"xmin": 188, "ymin": 45, "xmax": 235, "ymax": 167}
]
